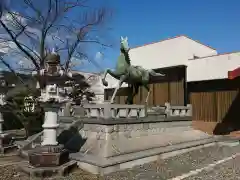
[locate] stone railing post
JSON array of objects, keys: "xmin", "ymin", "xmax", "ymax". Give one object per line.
[
  {"xmin": 164, "ymin": 102, "xmax": 193, "ymax": 118},
  {"xmin": 164, "ymin": 102, "xmax": 171, "ymax": 117},
  {"xmin": 103, "ymin": 104, "xmax": 112, "ymax": 119}
]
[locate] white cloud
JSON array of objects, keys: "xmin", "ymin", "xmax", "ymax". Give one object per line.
[{"xmin": 95, "ymin": 51, "xmax": 103, "ymax": 61}]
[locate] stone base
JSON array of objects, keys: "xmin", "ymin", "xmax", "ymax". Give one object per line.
[
  {"xmin": 70, "ymin": 119, "xmax": 221, "ymax": 175},
  {"xmin": 71, "ymin": 138, "xmax": 219, "ymax": 175},
  {"xmin": 18, "ymin": 160, "xmax": 77, "ymax": 178},
  {"xmin": 29, "ymin": 145, "xmax": 69, "ymax": 167},
  {"xmin": 78, "ymin": 121, "xmax": 208, "ymax": 159}
]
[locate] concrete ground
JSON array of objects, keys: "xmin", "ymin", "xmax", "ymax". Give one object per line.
[{"xmin": 0, "ymin": 143, "xmax": 240, "ymax": 180}]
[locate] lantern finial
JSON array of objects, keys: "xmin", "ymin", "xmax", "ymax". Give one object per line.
[{"xmin": 51, "ymin": 48, "xmax": 57, "ymax": 54}]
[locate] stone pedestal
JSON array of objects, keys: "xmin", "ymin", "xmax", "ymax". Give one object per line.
[
  {"xmin": 29, "ymin": 103, "xmax": 69, "ymax": 166},
  {"xmin": 19, "ymin": 103, "xmax": 76, "ymax": 178},
  {"xmin": 70, "ymin": 116, "xmax": 216, "ymax": 175},
  {"xmin": 29, "ymin": 145, "xmax": 69, "ymax": 167}
]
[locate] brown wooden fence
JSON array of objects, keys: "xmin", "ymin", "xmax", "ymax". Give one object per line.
[
  {"xmin": 188, "ymin": 79, "xmax": 240, "ymax": 124},
  {"xmin": 190, "ymin": 90, "xmax": 238, "ymax": 122},
  {"xmin": 105, "ymin": 78, "xmax": 185, "ymax": 106}
]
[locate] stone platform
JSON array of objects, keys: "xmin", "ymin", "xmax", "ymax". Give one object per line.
[
  {"xmin": 68, "ymin": 103, "xmax": 218, "ymax": 175},
  {"xmin": 70, "ymin": 117, "xmax": 217, "ymax": 175}
]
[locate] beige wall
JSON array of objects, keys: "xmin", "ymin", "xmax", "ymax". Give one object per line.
[
  {"xmin": 182, "ymin": 37, "xmax": 217, "ymax": 58},
  {"xmin": 129, "ymin": 36, "xmax": 217, "ymax": 70},
  {"xmin": 187, "ymin": 52, "xmax": 240, "ymax": 82}
]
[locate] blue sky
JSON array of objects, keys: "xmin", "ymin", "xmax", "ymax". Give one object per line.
[
  {"xmin": 98, "ymin": 0, "xmax": 240, "ymax": 71},
  {"xmin": 1, "ymin": 0, "xmax": 240, "ymax": 73}
]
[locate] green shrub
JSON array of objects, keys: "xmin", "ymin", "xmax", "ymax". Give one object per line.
[{"xmin": 2, "ymin": 85, "xmax": 44, "ymax": 137}]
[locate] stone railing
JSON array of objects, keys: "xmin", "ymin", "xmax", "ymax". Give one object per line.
[
  {"xmin": 82, "ymin": 104, "xmax": 146, "ymax": 119},
  {"xmin": 164, "ymin": 102, "xmax": 192, "ymax": 117},
  {"xmin": 73, "ymin": 102, "xmax": 192, "ymax": 119}
]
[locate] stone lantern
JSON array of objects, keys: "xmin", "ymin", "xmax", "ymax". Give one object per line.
[{"xmin": 25, "ymin": 49, "xmax": 76, "ymax": 177}]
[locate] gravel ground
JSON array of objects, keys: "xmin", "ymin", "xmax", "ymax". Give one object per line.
[
  {"xmin": 0, "ymin": 144, "xmax": 239, "ymax": 180},
  {"xmin": 184, "ymin": 156, "xmax": 240, "ymax": 180},
  {"xmin": 103, "ymin": 144, "xmax": 240, "ymax": 180}
]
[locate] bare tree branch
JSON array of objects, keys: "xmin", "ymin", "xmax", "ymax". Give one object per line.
[
  {"xmin": 0, "ymin": 0, "xmax": 113, "ymax": 87},
  {"xmin": 0, "ymin": 20, "xmax": 40, "ymax": 69},
  {"xmin": 64, "ymin": 7, "xmax": 112, "ymax": 70}
]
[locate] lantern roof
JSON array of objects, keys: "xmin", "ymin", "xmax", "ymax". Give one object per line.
[{"xmin": 46, "ymin": 48, "xmax": 60, "ymax": 64}]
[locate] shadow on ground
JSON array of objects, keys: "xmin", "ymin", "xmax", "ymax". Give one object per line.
[{"xmin": 57, "ymin": 126, "xmax": 86, "ymax": 153}]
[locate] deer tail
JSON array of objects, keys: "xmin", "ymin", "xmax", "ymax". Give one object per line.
[{"xmin": 148, "ymin": 70, "xmax": 165, "ymax": 76}]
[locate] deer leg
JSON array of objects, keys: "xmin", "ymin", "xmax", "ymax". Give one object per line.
[
  {"xmin": 102, "ymin": 69, "xmax": 120, "ymax": 87},
  {"xmin": 127, "ymin": 84, "xmax": 139, "ymax": 105},
  {"xmin": 102, "ymin": 69, "xmax": 110, "ymax": 86},
  {"xmin": 133, "ymin": 84, "xmax": 139, "ymax": 99},
  {"xmin": 143, "ymin": 84, "xmax": 150, "ymax": 104},
  {"xmin": 110, "ymin": 75, "xmax": 127, "ymax": 104},
  {"xmin": 125, "ymin": 85, "xmax": 133, "ymax": 104}
]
